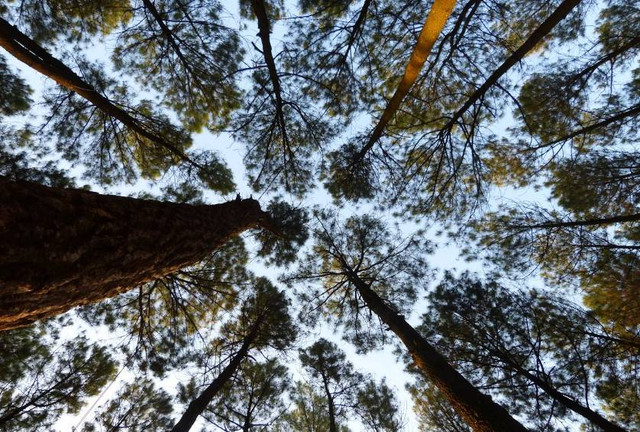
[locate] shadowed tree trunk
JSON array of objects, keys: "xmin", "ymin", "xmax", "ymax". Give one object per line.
[
  {"xmin": 440, "ymin": 0, "xmax": 582, "ymax": 133},
  {"xmin": 0, "ymin": 178, "xmax": 271, "ymax": 331},
  {"xmin": 0, "ymin": 16, "xmax": 199, "ymax": 169},
  {"xmin": 506, "ymin": 362, "xmax": 627, "ymax": 432},
  {"xmin": 170, "ymin": 318, "xmax": 263, "ymax": 432},
  {"xmin": 342, "ymin": 267, "xmax": 529, "ymax": 432},
  {"xmin": 320, "ymin": 370, "xmax": 338, "ymax": 432}
]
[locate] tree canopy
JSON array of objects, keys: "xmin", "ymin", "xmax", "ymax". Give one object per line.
[{"xmin": 0, "ymin": 0, "xmax": 639, "ymax": 431}]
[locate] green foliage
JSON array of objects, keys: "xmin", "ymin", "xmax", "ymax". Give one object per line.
[
  {"xmin": 2, "ymin": 0, "xmax": 640, "ymax": 430},
  {"xmin": 419, "ymin": 272, "xmax": 639, "ymax": 431},
  {"xmin": 113, "ymin": 0, "xmax": 243, "ymax": 132},
  {"xmin": 291, "ymin": 212, "xmax": 429, "ymax": 351},
  {"xmin": 408, "ymin": 381, "xmax": 470, "ymax": 432},
  {"xmin": 549, "ymin": 151, "xmax": 640, "ymax": 218},
  {"xmin": 202, "ymin": 358, "xmax": 290, "ymax": 431},
  {"xmin": 0, "ymin": 125, "xmax": 75, "ymax": 187},
  {"xmin": 4, "ymin": 0, "xmax": 132, "ymax": 44},
  {"xmin": 78, "ymin": 237, "xmax": 249, "ymax": 376},
  {"xmin": 323, "ymin": 141, "xmax": 376, "ymax": 202},
  {"xmin": 221, "ymin": 276, "xmax": 297, "ymax": 351},
  {"xmin": 0, "ymin": 324, "xmax": 117, "ymax": 431},
  {"xmin": 232, "ymin": 69, "xmax": 336, "ymax": 196},
  {"xmin": 296, "ymin": 338, "xmax": 401, "ymax": 432},
  {"xmin": 275, "ymin": 382, "xmax": 350, "ymax": 432},
  {"xmin": 0, "ymin": 55, "xmax": 31, "ymax": 115},
  {"xmin": 81, "ymin": 379, "xmax": 174, "ymax": 432},
  {"xmin": 255, "ymin": 199, "xmax": 310, "ymax": 266},
  {"xmin": 40, "ymin": 59, "xmax": 193, "ymax": 184},
  {"xmin": 583, "ymin": 251, "xmax": 640, "ymax": 330}
]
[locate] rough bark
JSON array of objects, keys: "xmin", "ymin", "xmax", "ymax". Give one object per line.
[
  {"xmin": 170, "ymin": 319, "xmax": 262, "ymax": 432},
  {"xmin": 347, "ymin": 271, "xmax": 529, "ymax": 432},
  {"xmin": 0, "ymin": 178, "xmax": 270, "ymax": 331}
]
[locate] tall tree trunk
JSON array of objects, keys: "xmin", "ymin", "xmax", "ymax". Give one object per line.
[
  {"xmin": 535, "ymin": 102, "xmax": 640, "ymax": 150},
  {"xmin": 441, "ymin": 0, "xmax": 581, "ymax": 132},
  {"xmin": 353, "ymin": 0, "xmax": 456, "ymax": 163},
  {"xmin": 0, "ymin": 17, "xmax": 199, "ymax": 169},
  {"xmin": 510, "ymin": 212, "xmax": 640, "ymax": 230},
  {"xmin": 0, "ymin": 178, "xmax": 270, "ymax": 331},
  {"xmin": 170, "ymin": 319, "xmax": 262, "ymax": 432},
  {"xmin": 508, "ymin": 363, "xmax": 627, "ymax": 432},
  {"xmin": 347, "ymin": 271, "xmax": 529, "ymax": 432},
  {"xmin": 320, "ymin": 370, "xmax": 338, "ymax": 432}
]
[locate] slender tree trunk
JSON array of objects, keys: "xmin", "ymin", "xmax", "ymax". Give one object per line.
[
  {"xmin": 510, "ymin": 212, "xmax": 640, "ymax": 230},
  {"xmin": 250, "ymin": 0, "xmax": 288, "ymax": 143},
  {"xmin": 0, "ymin": 17, "xmax": 198, "ymax": 169},
  {"xmin": 536, "ymin": 102, "xmax": 640, "ymax": 150},
  {"xmin": 442, "ymin": 0, "xmax": 581, "ymax": 132},
  {"xmin": 354, "ymin": 0, "xmax": 456, "ymax": 162},
  {"xmin": 0, "ymin": 178, "xmax": 270, "ymax": 331},
  {"xmin": 342, "ymin": 0, "xmax": 373, "ymax": 62},
  {"xmin": 509, "ymin": 363, "xmax": 627, "ymax": 432},
  {"xmin": 170, "ymin": 320, "xmax": 262, "ymax": 432},
  {"xmin": 320, "ymin": 371, "xmax": 338, "ymax": 432},
  {"xmin": 348, "ymin": 271, "xmax": 529, "ymax": 432}
]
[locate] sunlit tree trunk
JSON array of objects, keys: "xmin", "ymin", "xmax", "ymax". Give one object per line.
[{"xmin": 0, "ymin": 178, "xmax": 269, "ymax": 330}]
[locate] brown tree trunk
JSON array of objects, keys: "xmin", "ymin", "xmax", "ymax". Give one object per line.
[
  {"xmin": 0, "ymin": 178, "xmax": 270, "ymax": 331},
  {"xmin": 348, "ymin": 271, "xmax": 529, "ymax": 432},
  {"xmin": 170, "ymin": 319, "xmax": 262, "ymax": 432},
  {"xmin": 441, "ymin": 0, "xmax": 581, "ymax": 133},
  {"xmin": 510, "ymin": 212, "xmax": 640, "ymax": 230},
  {"xmin": 354, "ymin": 0, "xmax": 456, "ymax": 162},
  {"xmin": 250, "ymin": 0, "xmax": 289, "ymax": 147},
  {"xmin": 0, "ymin": 17, "xmax": 199, "ymax": 169},
  {"xmin": 320, "ymin": 370, "xmax": 338, "ymax": 432},
  {"xmin": 509, "ymin": 363, "xmax": 627, "ymax": 432}
]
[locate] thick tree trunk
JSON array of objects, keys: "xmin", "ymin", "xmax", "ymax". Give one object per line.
[
  {"xmin": 0, "ymin": 178, "xmax": 270, "ymax": 331},
  {"xmin": 170, "ymin": 320, "xmax": 261, "ymax": 432},
  {"xmin": 349, "ymin": 272, "xmax": 529, "ymax": 432}
]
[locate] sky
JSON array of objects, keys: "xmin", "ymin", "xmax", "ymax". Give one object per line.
[{"xmin": 1, "ymin": 0, "xmax": 602, "ymax": 431}]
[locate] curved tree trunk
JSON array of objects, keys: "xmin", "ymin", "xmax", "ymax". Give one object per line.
[
  {"xmin": 347, "ymin": 271, "xmax": 529, "ymax": 432},
  {"xmin": 0, "ymin": 178, "xmax": 270, "ymax": 330}
]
